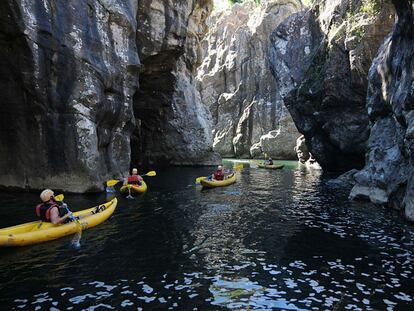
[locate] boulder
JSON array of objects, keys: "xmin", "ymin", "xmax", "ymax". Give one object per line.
[{"xmin": 295, "ymin": 135, "xmax": 310, "ymax": 164}]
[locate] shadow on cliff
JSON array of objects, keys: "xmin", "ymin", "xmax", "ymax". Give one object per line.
[
  {"xmin": 270, "ymin": 3, "xmax": 395, "ymax": 173},
  {"xmin": 131, "ymin": 51, "xmax": 180, "ymax": 168},
  {"xmin": 0, "ymin": 0, "xmax": 76, "ymax": 188}
]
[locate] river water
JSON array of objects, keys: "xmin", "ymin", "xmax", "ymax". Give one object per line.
[{"xmin": 0, "ymin": 161, "xmax": 413, "ymax": 310}]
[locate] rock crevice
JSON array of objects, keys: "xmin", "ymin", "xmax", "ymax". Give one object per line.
[
  {"xmin": 270, "ymin": 0, "xmax": 395, "ymax": 171},
  {"xmin": 350, "ymin": 0, "xmax": 414, "ymax": 221},
  {"xmin": 0, "ymin": 0, "xmax": 218, "ymax": 192},
  {"xmin": 132, "ymin": 0, "xmax": 219, "ymax": 167}
]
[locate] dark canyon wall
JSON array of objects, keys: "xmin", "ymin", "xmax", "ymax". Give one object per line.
[
  {"xmin": 350, "ymin": 0, "xmax": 414, "ymax": 221},
  {"xmin": 133, "ymin": 0, "xmax": 219, "ymax": 166},
  {"xmin": 0, "ymin": 0, "xmax": 139, "ymax": 192},
  {"xmin": 0, "ymin": 0, "xmax": 217, "ymax": 192},
  {"xmin": 270, "ymin": 0, "xmax": 394, "ymax": 171}
]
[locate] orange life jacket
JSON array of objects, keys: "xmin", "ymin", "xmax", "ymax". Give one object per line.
[
  {"xmin": 35, "ymin": 202, "xmax": 59, "ymax": 222},
  {"xmin": 127, "ymin": 175, "xmax": 141, "ymax": 185}
]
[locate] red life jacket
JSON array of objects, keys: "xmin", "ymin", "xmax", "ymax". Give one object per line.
[
  {"xmin": 214, "ymin": 170, "xmax": 224, "ymax": 181},
  {"xmin": 127, "ymin": 175, "xmax": 141, "ymax": 185},
  {"xmin": 35, "ymin": 202, "xmax": 59, "ymax": 222}
]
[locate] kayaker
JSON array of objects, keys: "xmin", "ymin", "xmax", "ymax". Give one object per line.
[
  {"xmin": 265, "ymin": 157, "xmax": 274, "ymax": 165},
  {"xmin": 212, "ymin": 165, "xmax": 225, "ymax": 181},
  {"xmin": 35, "ymin": 189, "xmax": 72, "ymax": 225},
  {"xmin": 124, "ymin": 168, "xmax": 143, "ymax": 186}
]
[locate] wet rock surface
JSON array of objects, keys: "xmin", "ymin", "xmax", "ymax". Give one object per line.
[
  {"xmin": 295, "ymin": 135, "xmax": 310, "ymax": 164},
  {"xmin": 270, "ymin": 0, "xmax": 394, "ymax": 171},
  {"xmin": 0, "ymin": 0, "xmax": 140, "ymax": 192},
  {"xmin": 0, "ymin": 0, "xmax": 218, "ymax": 192},
  {"xmin": 350, "ymin": 1, "xmax": 414, "ymax": 222},
  {"xmin": 197, "ymin": 0, "xmax": 302, "ymax": 159}
]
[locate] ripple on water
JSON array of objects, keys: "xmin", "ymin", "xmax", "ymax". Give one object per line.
[{"xmin": 1, "ymin": 165, "xmax": 414, "ymax": 310}]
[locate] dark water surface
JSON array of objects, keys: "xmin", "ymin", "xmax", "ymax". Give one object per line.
[{"xmin": 1, "ymin": 161, "xmax": 414, "ymax": 310}]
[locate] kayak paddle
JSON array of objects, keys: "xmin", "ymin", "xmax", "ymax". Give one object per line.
[
  {"xmin": 195, "ymin": 176, "xmax": 208, "ymax": 184},
  {"xmin": 106, "ymin": 171, "xmax": 157, "ymax": 187},
  {"xmin": 55, "ymin": 194, "xmax": 82, "ymax": 248},
  {"xmin": 126, "ymin": 184, "xmax": 134, "ymax": 200},
  {"xmin": 106, "ymin": 179, "xmax": 120, "ymax": 187},
  {"xmin": 143, "ymin": 171, "xmax": 156, "ymax": 177},
  {"xmin": 234, "ymin": 163, "xmax": 244, "ymax": 171}
]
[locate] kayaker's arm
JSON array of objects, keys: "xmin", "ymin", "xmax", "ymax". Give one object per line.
[{"xmin": 50, "ymin": 207, "xmax": 72, "ymax": 225}]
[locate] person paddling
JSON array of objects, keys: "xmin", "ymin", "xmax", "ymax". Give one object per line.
[
  {"xmin": 35, "ymin": 189, "xmax": 72, "ymax": 225},
  {"xmin": 265, "ymin": 157, "xmax": 274, "ymax": 166},
  {"xmin": 124, "ymin": 168, "xmax": 143, "ymax": 186},
  {"xmin": 212, "ymin": 165, "xmax": 225, "ymax": 181}
]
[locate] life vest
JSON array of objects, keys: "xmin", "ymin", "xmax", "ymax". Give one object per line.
[
  {"xmin": 127, "ymin": 175, "xmax": 141, "ymax": 185},
  {"xmin": 35, "ymin": 202, "xmax": 59, "ymax": 222},
  {"xmin": 214, "ymin": 170, "xmax": 224, "ymax": 181}
]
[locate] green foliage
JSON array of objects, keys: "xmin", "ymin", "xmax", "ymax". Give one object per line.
[
  {"xmin": 345, "ymin": 0, "xmax": 383, "ymax": 44},
  {"xmin": 360, "ymin": 0, "xmax": 382, "ymax": 15},
  {"xmin": 350, "ymin": 24, "xmax": 365, "ymax": 40}
]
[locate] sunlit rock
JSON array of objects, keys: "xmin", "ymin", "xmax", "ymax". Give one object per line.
[
  {"xmin": 270, "ymin": 0, "xmax": 394, "ymax": 171},
  {"xmin": 197, "ymin": 0, "xmax": 302, "ymax": 159}
]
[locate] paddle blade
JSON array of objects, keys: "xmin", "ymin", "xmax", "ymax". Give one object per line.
[
  {"xmin": 106, "ymin": 180, "xmax": 120, "ymax": 187},
  {"xmin": 144, "ymin": 171, "xmax": 156, "ymax": 177},
  {"xmin": 55, "ymin": 194, "xmax": 64, "ymax": 202},
  {"xmin": 195, "ymin": 176, "xmax": 207, "ymax": 184},
  {"xmin": 234, "ymin": 164, "xmax": 244, "ymax": 171},
  {"xmin": 71, "ymin": 221, "xmax": 82, "ymax": 249}
]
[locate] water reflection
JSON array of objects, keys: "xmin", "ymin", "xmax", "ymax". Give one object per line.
[{"xmin": 0, "ymin": 164, "xmax": 413, "ymax": 310}]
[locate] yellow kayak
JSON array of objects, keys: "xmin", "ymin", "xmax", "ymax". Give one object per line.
[
  {"xmin": 0, "ymin": 198, "xmax": 117, "ymax": 247},
  {"xmin": 200, "ymin": 173, "xmax": 236, "ymax": 188},
  {"xmin": 120, "ymin": 180, "xmax": 147, "ymax": 194},
  {"xmin": 258, "ymin": 164, "xmax": 285, "ymax": 170}
]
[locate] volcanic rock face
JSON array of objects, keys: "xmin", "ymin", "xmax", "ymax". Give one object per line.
[
  {"xmin": 0, "ymin": 0, "xmax": 140, "ymax": 192},
  {"xmin": 270, "ymin": 0, "xmax": 394, "ymax": 171},
  {"xmin": 133, "ymin": 0, "xmax": 219, "ymax": 166},
  {"xmin": 350, "ymin": 1, "xmax": 414, "ymax": 221},
  {"xmin": 197, "ymin": 0, "xmax": 302, "ymax": 159}
]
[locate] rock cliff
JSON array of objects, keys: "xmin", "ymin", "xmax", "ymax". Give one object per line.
[
  {"xmin": 0, "ymin": 0, "xmax": 140, "ymax": 192},
  {"xmin": 133, "ymin": 0, "xmax": 219, "ymax": 167},
  {"xmin": 197, "ymin": 0, "xmax": 302, "ymax": 159},
  {"xmin": 270, "ymin": 0, "xmax": 394, "ymax": 171},
  {"xmin": 350, "ymin": 0, "xmax": 414, "ymax": 221},
  {"xmin": 0, "ymin": 0, "xmax": 217, "ymax": 192}
]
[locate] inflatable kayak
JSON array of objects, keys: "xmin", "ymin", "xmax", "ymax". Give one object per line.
[
  {"xmin": 200, "ymin": 173, "xmax": 236, "ymax": 188},
  {"xmin": 0, "ymin": 198, "xmax": 117, "ymax": 247},
  {"xmin": 120, "ymin": 181, "xmax": 147, "ymax": 194},
  {"xmin": 258, "ymin": 164, "xmax": 285, "ymax": 170}
]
